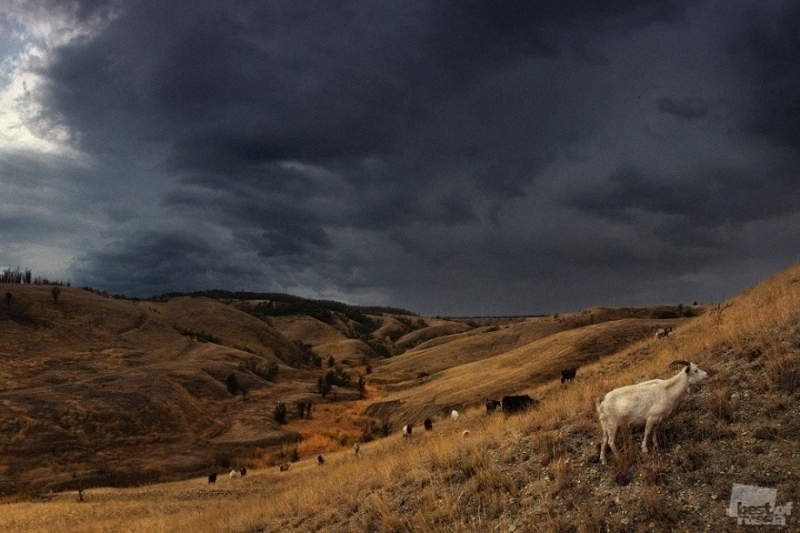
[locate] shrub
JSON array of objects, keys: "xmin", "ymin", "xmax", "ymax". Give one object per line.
[
  {"xmin": 274, "ymin": 402, "xmax": 288, "ymax": 424},
  {"xmin": 296, "ymin": 400, "xmax": 313, "ymax": 419},
  {"xmin": 317, "ymin": 376, "xmax": 332, "ymax": 398},
  {"xmin": 240, "ymin": 358, "xmax": 279, "ymax": 381},
  {"xmin": 325, "ymin": 367, "xmax": 351, "ymax": 388},
  {"xmin": 176, "ymin": 328, "xmax": 220, "ymax": 343},
  {"xmin": 226, "ymin": 373, "xmax": 240, "ymax": 395}
]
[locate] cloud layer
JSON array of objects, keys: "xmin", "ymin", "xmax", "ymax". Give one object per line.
[{"xmin": 1, "ymin": 0, "xmax": 799, "ymax": 315}]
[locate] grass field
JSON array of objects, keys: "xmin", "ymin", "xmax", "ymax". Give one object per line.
[{"xmin": 1, "ymin": 262, "xmax": 799, "ymax": 531}]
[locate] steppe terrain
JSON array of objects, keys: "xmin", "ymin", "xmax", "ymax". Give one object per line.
[{"xmin": 1, "ymin": 261, "xmax": 799, "ymax": 532}]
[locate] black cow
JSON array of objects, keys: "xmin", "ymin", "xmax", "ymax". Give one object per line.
[
  {"xmin": 240, "ymin": 467, "xmax": 247, "ymax": 477},
  {"xmin": 561, "ymin": 367, "xmax": 578, "ymax": 383},
  {"xmin": 208, "ymin": 473, "xmax": 217, "ymax": 484},
  {"xmin": 424, "ymin": 418, "xmax": 433, "ymax": 430},
  {"xmin": 485, "ymin": 399, "xmax": 501, "ymax": 413},
  {"xmin": 501, "ymin": 394, "xmax": 535, "ymax": 415},
  {"xmin": 318, "ymin": 455, "xmax": 325, "ymax": 465}
]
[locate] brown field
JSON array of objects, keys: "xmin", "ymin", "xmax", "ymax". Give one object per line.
[{"xmin": 1, "ymin": 262, "xmax": 800, "ymax": 531}]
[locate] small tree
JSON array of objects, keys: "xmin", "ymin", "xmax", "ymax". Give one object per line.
[
  {"xmin": 295, "ymin": 400, "xmax": 314, "ymax": 419},
  {"xmin": 51, "ymin": 286, "xmax": 61, "ymax": 304},
  {"xmin": 4, "ymin": 292, "xmax": 14, "ymax": 311},
  {"xmin": 357, "ymin": 375, "xmax": 366, "ymax": 399},
  {"xmin": 274, "ymin": 402, "xmax": 288, "ymax": 424},
  {"xmin": 316, "ymin": 376, "xmax": 331, "ymax": 398},
  {"xmin": 226, "ymin": 373, "xmax": 240, "ymax": 395},
  {"xmin": 327, "ymin": 355, "xmax": 335, "ymax": 367}
]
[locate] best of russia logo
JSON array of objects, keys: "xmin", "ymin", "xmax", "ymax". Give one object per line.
[{"xmin": 728, "ymin": 484, "xmax": 793, "ymax": 526}]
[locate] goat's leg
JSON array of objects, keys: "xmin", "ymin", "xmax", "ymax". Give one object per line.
[
  {"xmin": 600, "ymin": 426, "xmax": 609, "ymax": 464},
  {"xmin": 642, "ymin": 418, "xmax": 656, "ymax": 453},
  {"xmin": 607, "ymin": 423, "xmax": 619, "ymax": 459}
]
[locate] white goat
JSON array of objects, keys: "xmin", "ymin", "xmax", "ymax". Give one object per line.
[
  {"xmin": 451, "ymin": 410, "xmax": 459, "ymax": 421},
  {"xmin": 596, "ymin": 360, "xmax": 708, "ymax": 465},
  {"xmin": 654, "ymin": 327, "xmax": 672, "ymax": 339}
]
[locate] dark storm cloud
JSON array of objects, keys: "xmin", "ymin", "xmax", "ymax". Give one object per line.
[
  {"xmin": 656, "ymin": 96, "xmax": 709, "ymax": 120},
  {"xmin": 5, "ymin": 0, "xmax": 800, "ymax": 315},
  {"xmin": 731, "ymin": 0, "xmax": 800, "ymax": 148},
  {"xmin": 566, "ymin": 164, "xmax": 800, "ymax": 230},
  {"xmin": 73, "ymin": 230, "xmax": 258, "ymax": 296},
  {"xmin": 37, "ymin": 0, "xmax": 694, "ymax": 173}
]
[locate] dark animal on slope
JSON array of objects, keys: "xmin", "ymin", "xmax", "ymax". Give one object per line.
[
  {"xmin": 424, "ymin": 418, "xmax": 433, "ymax": 430},
  {"xmin": 561, "ymin": 367, "xmax": 578, "ymax": 383},
  {"xmin": 208, "ymin": 473, "xmax": 217, "ymax": 484},
  {"xmin": 402, "ymin": 424, "xmax": 413, "ymax": 437},
  {"xmin": 279, "ymin": 463, "xmax": 290, "ymax": 471},
  {"xmin": 485, "ymin": 399, "xmax": 501, "ymax": 413},
  {"xmin": 318, "ymin": 455, "xmax": 325, "ymax": 465},
  {"xmin": 502, "ymin": 394, "xmax": 535, "ymax": 414},
  {"xmin": 240, "ymin": 467, "xmax": 247, "ymax": 477}
]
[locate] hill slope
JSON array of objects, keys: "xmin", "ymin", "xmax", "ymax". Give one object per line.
[
  {"xmin": 2, "ymin": 262, "xmax": 797, "ymax": 532},
  {"xmin": 0, "ymin": 287, "xmax": 312, "ymax": 493}
]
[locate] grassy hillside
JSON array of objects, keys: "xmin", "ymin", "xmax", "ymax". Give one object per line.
[
  {"xmin": 2, "ymin": 262, "xmax": 798, "ymax": 532},
  {"xmin": 0, "ymin": 287, "xmax": 316, "ymax": 494},
  {"xmin": 0, "ymin": 286, "xmax": 484, "ymax": 495}
]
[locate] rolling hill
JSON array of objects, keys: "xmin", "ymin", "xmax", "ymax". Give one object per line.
[{"xmin": 1, "ymin": 261, "xmax": 798, "ymax": 532}]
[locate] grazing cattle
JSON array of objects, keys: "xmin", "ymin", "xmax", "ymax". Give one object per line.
[
  {"xmin": 240, "ymin": 467, "xmax": 247, "ymax": 477},
  {"xmin": 501, "ymin": 394, "xmax": 535, "ymax": 414},
  {"xmin": 485, "ymin": 399, "xmax": 501, "ymax": 413},
  {"xmin": 402, "ymin": 424, "xmax": 413, "ymax": 437},
  {"xmin": 230, "ymin": 470, "xmax": 237, "ymax": 479},
  {"xmin": 655, "ymin": 327, "xmax": 673, "ymax": 339},
  {"xmin": 208, "ymin": 473, "xmax": 217, "ymax": 484},
  {"xmin": 597, "ymin": 360, "xmax": 709, "ymax": 465},
  {"xmin": 451, "ymin": 410, "xmax": 459, "ymax": 421},
  {"xmin": 561, "ymin": 367, "xmax": 578, "ymax": 383},
  {"xmin": 318, "ymin": 455, "xmax": 325, "ymax": 465},
  {"xmin": 353, "ymin": 443, "xmax": 360, "ymax": 455},
  {"xmin": 424, "ymin": 418, "xmax": 433, "ymax": 430},
  {"xmin": 279, "ymin": 463, "xmax": 290, "ymax": 471}
]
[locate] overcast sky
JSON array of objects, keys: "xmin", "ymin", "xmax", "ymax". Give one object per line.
[{"xmin": 1, "ymin": 0, "xmax": 799, "ymax": 316}]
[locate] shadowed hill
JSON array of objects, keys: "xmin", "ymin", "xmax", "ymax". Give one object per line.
[{"xmin": 0, "ymin": 287, "xmax": 312, "ymax": 494}]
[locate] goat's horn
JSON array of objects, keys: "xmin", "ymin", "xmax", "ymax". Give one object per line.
[{"xmin": 669, "ymin": 360, "xmax": 691, "ymax": 368}]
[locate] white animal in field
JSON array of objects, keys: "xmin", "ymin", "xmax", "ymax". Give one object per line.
[
  {"xmin": 654, "ymin": 327, "xmax": 673, "ymax": 339},
  {"xmin": 451, "ymin": 410, "xmax": 459, "ymax": 421},
  {"xmin": 596, "ymin": 360, "xmax": 708, "ymax": 465}
]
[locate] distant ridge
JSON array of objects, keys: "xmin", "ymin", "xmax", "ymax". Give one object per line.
[{"xmin": 153, "ymin": 289, "xmax": 418, "ymax": 317}]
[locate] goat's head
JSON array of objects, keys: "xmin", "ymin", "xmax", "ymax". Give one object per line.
[{"xmin": 669, "ymin": 360, "xmax": 709, "ymax": 385}]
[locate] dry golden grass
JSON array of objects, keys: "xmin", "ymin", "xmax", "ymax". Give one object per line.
[{"xmin": 2, "ymin": 262, "xmax": 800, "ymax": 532}]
